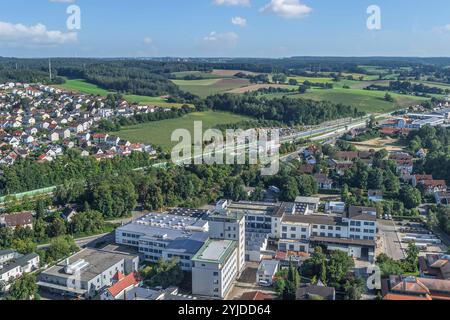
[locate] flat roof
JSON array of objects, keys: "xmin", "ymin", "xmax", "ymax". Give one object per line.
[
  {"xmin": 347, "ymin": 206, "xmax": 377, "ymax": 221},
  {"xmin": 192, "ymin": 239, "xmax": 237, "ymax": 265},
  {"xmin": 283, "ymin": 214, "xmax": 344, "ymax": 226},
  {"xmin": 40, "ymin": 248, "xmax": 137, "ymax": 283},
  {"xmin": 166, "ymin": 208, "xmax": 209, "ymax": 219},
  {"xmin": 295, "ymin": 197, "xmax": 320, "ymax": 204}
]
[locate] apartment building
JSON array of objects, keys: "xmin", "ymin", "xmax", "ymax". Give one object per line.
[
  {"xmin": 0, "ymin": 253, "xmax": 40, "ymax": 292},
  {"xmin": 191, "ymin": 239, "xmax": 238, "ymax": 299}
]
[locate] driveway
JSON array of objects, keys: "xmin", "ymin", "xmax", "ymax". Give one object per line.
[{"xmin": 378, "ymin": 220, "xmax": 405, "ymax": 261}]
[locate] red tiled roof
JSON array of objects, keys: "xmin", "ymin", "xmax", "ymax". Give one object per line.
[
  {"xmin": 107, "ymin": 272, "xmax": 140, "ymax": 298},
  {"xmin": 240, "ymin": 291, "xmax": 273, "ymax": 301},
  {"xmin": 4, "ymin": 212, "xmax": 33, "ymax": 227},
  {"xmin": 384, "ymin": 293, "xmax": 432, "ymax": 301}
]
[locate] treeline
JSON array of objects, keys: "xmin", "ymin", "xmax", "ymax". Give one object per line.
[
  {"xmin": 0, "ymin": 149, "xmax": 156, "ymax": 196},
  {"xmin": 97, "ymin": 105, "xmax": 195, "ymax": 132},
  {"xmin": 205, "ymin": 94, "xmax": 364, "ymax": 126},
  {"xmin": 365, "ymin": 81, "xmax": 447, "ymax": 95},
  {"xmin": 0, "ymin": 69, "xmax": 64, "ymax": 85},
  {"xmin": 57, "ymin": 63, "xmax": 180, "ymax": 97},
  {"xmin": 407, "ymin": 125, "xmax": 450, "ymax": 184}
]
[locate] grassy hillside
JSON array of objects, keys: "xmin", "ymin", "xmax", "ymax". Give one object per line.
[
  {"xmin": 172, "ymin": 78, "xmax": 250, "ymax": 98},
  {"xmin": 56, "ymin": 79, "xmax": 188, "ymax": 107},
  {"xmin": 112, "ymin": 111, "xmax": 252, "ymax": 151}
]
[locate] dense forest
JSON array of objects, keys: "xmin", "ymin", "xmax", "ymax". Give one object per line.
[
  {"xmin": 205, "ymin": 94, "xmax": 364, "ymax": 126},
  {"xmin": 407, "ymin": 125, "xmax": 450, "ymax": 184},
  {"xmin": 366, "ymin": 81, "xmax": 447, "ymax": 95}
]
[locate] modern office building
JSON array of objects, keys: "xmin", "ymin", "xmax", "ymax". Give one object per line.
[
  {"xmin": 115, "ymin": 211, "xmax": 209, "ymax": 270},
  {"xmin": 278, "ymin": 206, "xmax": 377, "ymax": 262},
  {"xmin": 191, "ymin": 239, "xmax": 238, "ymax": 299},
  {"xmin": 206, "ymin": 202, "xmax": 246, "ymax": 275}
]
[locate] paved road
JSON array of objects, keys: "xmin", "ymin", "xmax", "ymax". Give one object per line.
[
  {"xmin": 378, "ymin": 220, "xmax": 405, "ymax": 261},
  {"xmin": 37, "ymin": 232, "xmax": 114, "ymax": 250}
]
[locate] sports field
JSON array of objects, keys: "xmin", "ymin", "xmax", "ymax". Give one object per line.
[
  {"xmin": 56, "ymin": 79, "xmax": 188, "ymax": 107},
  {"xmin": 112, "ymin": 110, "xmax": 252, "ymax": 151}
]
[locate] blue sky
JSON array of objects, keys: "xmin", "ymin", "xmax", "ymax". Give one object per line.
[{"xmin": 1, "ymin": 0, "xmax": 450, "ymax": 58}]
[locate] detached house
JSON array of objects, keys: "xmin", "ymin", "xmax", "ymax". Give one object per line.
[
  {"xmin": 0, "ymin": 212, "xmax": 34, "ymax": 229},
  {"xmin": 314, "ymin": 174, "xmax": 333, "ymax": 190}
]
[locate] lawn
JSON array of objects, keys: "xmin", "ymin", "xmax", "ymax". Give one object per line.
[
  {"xmin": 171, "ymin": 78, "xmax": 250, "ymax": 98},
  {"xmin": 56, "ymin": 79, "xmax": 188, "ymax": 107},
  {"xmin": 260, "ymin": 87, "xmax": 429, "ymax": 113},
  {"xmin": 112, "ymin": 111, "xmax": 252, "ymax": 151}
]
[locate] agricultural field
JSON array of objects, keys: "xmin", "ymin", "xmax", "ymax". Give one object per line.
[
  {"xmin": 287, "ymin": 75, "xmax": 334, "ymax": 84},
  {"xmin": 172, "ymin": 78, "xmax": 250, "ymax": 98},
  {"xmin": 55, "ymin": 79, "xmax": 188, "ymax": 107},
  {"xmin": 112, "ymin": 110, "xmax": 252, "ymax": 151},
  {"xmin": 170, "ymin": 71, "xmax": 225, "ymax": 80},
  {"xmin": 211, "ymin": 69, "xmax": 260, "ymax": 77},
  {"xmin": 260, "ymin": 87, "xmax": 429, "ymax": 113},
  {"xmin": 227, "ymin": 83, "xmax": 297, "ymax": 94}
]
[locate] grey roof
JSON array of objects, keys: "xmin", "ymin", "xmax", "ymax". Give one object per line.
[
  {"xmin": 117, "ymin": 212, "xmax": 208, "ymax": 242},
  {"xmin": 124, "ymin": 287, "xmax": 197, "ymax": 300},
  {"xmin": 166, "ymin": 208, "xmax": 209, "ymax": 219},
  {"xmin": 40, "ymin": 248, "xmax": 137, "ymax": 283},
  {"xmin": 283, "ymin": 214, "xmax": 344, "ymax": 226},
  {"xmin": 165, "ymin": 232, "xmax": 209, "ymax": 255},
  {"xmin": 295, "ymin": 197, "xmax": 320, "ymax": 205},
  {"xmin": 0, "ymin": 249, "xmax": 16, "ymax": 257},
  {"xmin": 0, "ymin": 253, "xmax": 39, "ymax": 274},
  {"xmin": 296, "ymin": 284, "xmax": 335, "ymax": 300},
  {"xmin": 347, "ymin": 206, "xmax": 377, "ymax": 221},
  {"xmin": 258, "ymin": 260, "xmax": 279, "ymax": 276}
]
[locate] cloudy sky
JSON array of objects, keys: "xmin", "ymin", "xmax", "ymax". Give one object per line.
[{"xmin": 1, "ymin": 0, "xmax": 450, "ymax": 58}]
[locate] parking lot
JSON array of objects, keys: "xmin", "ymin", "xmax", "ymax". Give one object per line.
[
  {"xmin": 378, "ymin": 219, "xmax": 405, "ymax": 260},
  {"xmin": 395, "ymin": 220, "xmax": 447, "ymax": 256}
]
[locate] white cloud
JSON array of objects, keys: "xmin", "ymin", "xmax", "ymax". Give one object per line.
[
  {"xmin": 203, "ymin": 31, "xmax": 239, "ymax": 48},
  {"xmin": 143, "ymin": 37, "xmax": 153, "ymax": 44},
  {"xmin": 231, "ymin": 16, "xmax": 247, "ymax": 27},
  {"xmin": 260, "ymin": 0, "xmax": 312, "ymax": 19},
  {"xmin": 0, "ymin": 21, "xmax": 77, "ymax": 46},
  {"xmin": 213, "ymin": 0, "xmax": 250, "ymax": 7}
]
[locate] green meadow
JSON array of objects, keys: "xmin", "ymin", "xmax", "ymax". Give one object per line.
[
  {"xmin": 112, "ymin": 110, "xmax": 252, "ymax": 151},
  {"xmin": 56, "ymin": 79, "xmax": 188, "ymax": 107}
]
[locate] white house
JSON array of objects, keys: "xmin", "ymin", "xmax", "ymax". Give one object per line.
[{"xmin": 256, "ymin": 260, "xmax": 279, "ymax": 286}]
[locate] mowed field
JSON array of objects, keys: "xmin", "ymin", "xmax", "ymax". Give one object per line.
[
  {"xmin": 172, "ymin": 78, "xmax": 250, "ymax": 98},
  {"xmin": 112, "ymin": 111, "xmax": 252, "ymax": 151},
  {"xmin": 287, "ymin": 76, "xmax": 334, "ymax": 84},
  {"xmin": 227, "ymin": 83, "xmax": 297, "ymax": 94},
  {"xmin": 56, "ymin": 79, "xmax": 188, "ymax": 107},
  {"xmin": 261, "ymin": 87, "xmax": 429, "ymax": 113}
]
